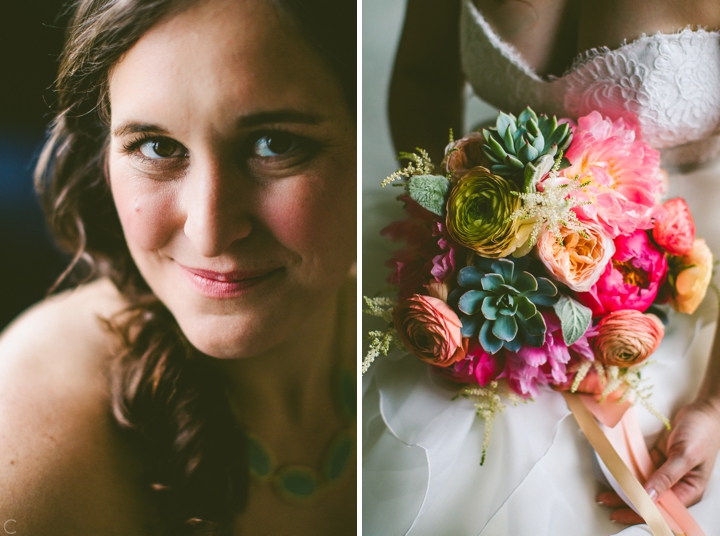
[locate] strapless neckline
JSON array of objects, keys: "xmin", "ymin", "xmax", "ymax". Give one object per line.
[{"xmin": 466, "ymin": 0, "xmax": 720, "ymax": 84}]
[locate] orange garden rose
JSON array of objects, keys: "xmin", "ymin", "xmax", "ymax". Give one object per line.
[
  {"xmin": 393, "ymin": 294, "xmax": 468, "ymax": 367},
  {"xmin": 444, "ymin": 132, "xmax": 489, "ymax": 177},
  {"xmin": 536, "ymin": 221, "xmax": 615, "ymax": 292},
  {"xmin": 671, "ymin": 238, "xmax": 713, "ymax": 314},
  {"xmin": 593, "ymin": 310, "xmax": 664, "ymax": 367}
]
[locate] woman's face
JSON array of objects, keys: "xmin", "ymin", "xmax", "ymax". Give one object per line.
[{"xmin": 107, "ymin": 0, "xmax": 356, "ymax": 359}]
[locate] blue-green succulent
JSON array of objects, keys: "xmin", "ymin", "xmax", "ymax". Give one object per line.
[
  {"xmin": 481, "ymin": 107, "xmax": 573, "ymax": 191},
  {"xmin": 451, "ymin": 257, "xmax": 559, "ymax": 354}
]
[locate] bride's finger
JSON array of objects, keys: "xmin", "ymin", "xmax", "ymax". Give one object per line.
[
  {"xmin": 610, "ymin": 507, "xmax": 644, "ymax": 525},
  {"xmin": 596, "ymin": 490, "xmax": 626, "ymax": 508}
]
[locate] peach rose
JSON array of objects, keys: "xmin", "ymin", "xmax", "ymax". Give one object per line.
[
  {"xmin": 652, "ymin": 198, "xmax": 695, "ymax": 256},
  {"xmin": 671, "ymin": 238, "xmax": 713, "ymax": 314},
  {"xmin": 444, "ymin": 132, "xmax": 489, "ymax": 177},
  {"xmin": 536, "ymin": 221, "xmax": 615, "ymax": 292},
  {"xmin": 593, "ymin": 310, "xmax": 664, "ymax": 367},
  {"xmin": 393, "ymin": 295, "xmax": 468, "ymax": 367}
]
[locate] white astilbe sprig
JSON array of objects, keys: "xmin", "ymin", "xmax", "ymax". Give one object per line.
[
  {"xmin": 457, "ymin": 382, "xmax": 525, "ymax": 465},
  {"xmin": 507, "ymin": 173, "xmax": 591, "ymax": 248},
  {"xmin": 381, "ymin": 149, "xmax": 435, "ymax": 187},
  {"xmin": 362, "ymin": 297, "xmax": 404, "ymax": 374},
  {"xmin": 596, "ymin": 362, "xmax": 671, "ymax": 430}
]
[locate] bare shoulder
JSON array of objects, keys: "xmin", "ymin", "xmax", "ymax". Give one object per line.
[{"xmin": 0, "ymin": 279, "xmax": 156, "ymax": 535}]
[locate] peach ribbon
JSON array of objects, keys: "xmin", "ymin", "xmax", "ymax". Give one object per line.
[{"xmin": 563, "ymin": 392, "xmax": 704, "ymax": 536}]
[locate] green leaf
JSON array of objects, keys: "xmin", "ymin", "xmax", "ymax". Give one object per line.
[
  {"xmin": 481, "ymin": 145, "xmax": 502, "ymax": 164},
  {"xmin": 503, "ymin": 337, "xmax": 523, "ymax": 352},
  {"xmin": 487, "ymin": 135, "xmax": 508, "ymax": 160},
  {"xmin": 513, "ymin": 271, "xmax": 538, "ymax": 294},
  {"xmin": 457, "ymin": 266, "xmax": 486, "ymax": 288},
  {"xmin": 492, "ymin": 315, "xmax": 518, "ymax": 342},
  {"xmin": 505, "ymin": 154, "xmax": 524, "ymax": 169},
  {"xmin": 515, "ymin": 295, "xmax": 537, "ymax": 320},
  {"xmin": 518, "ymin": 107, "xmax": 536, "ymax": 124},
  {"xmin": 552, "ymin": 295, "xmax": 592, "ymax": 346},
  {"xmin": 481, "ymin": 295, "xmax": 499, "ymax": 320},
  {"xmin": 480, "ymin": 321, "xmax": 503, "ymax": 354},
  {"xmin": 496, "ymin": 113, "xmax": 513, "ymax": 138},
  {"xmin": 458, "ymin": 290, "xmax": 489, "ymax": 315},
  {"xmin": 518, "ymin": 142, "xmax": 539, "ymax": 163},
  {"xmin": 503, "ymin": 126, "xmax": 516, "ymax": 153},
  {"xmin": 406, "ymin": 175, "xmax": 450, "ymax": 216},
  {"xmin": 481, "ymin": 273, "xmax": 504, "ymax": 292},
  {"xmin": 461, "ymin": 315, "xmax": 482, "ymax": 338},
  {"xmin": 491, "ymin": 258, "xmax": 514, "ymax": 283}
]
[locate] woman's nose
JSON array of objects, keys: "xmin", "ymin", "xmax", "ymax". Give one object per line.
[{"xmin": 182, "ymin": 162, "xmax": 253, "ymax": 257}]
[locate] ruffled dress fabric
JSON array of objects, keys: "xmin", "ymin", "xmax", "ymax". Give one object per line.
[{"xmin": 363, "ymin": 2, "xmax": 720, "ymax": 534}]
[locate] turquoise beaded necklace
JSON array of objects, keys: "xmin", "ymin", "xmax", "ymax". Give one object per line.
[{"xmin": 246, "ymin": 368, "xmax": 356, "ymax": 502}]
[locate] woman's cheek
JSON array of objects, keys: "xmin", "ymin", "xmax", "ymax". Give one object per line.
[{"xmin": 110, "ymin": 171, "xmax": 179, "ymax": 251}]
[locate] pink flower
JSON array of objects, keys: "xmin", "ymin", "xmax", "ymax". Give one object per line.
[
  {"xmin": 393, "ymin": 295, "xmax": 468, "ymax": 367},
  {"xmin": 382, "ymin": 197, "xmax": 458, "ymax": 298},
  {"xmin": 556, "ymin": 111, "xmax": 664, "ymax": 237},
  {"xmin": 576, "ymin": 230, "xmax": 668, "ymax": 316},
  {"xmin": 653, "ymin": 198, "xmax": 696, "ymax": 256},
  {"xmin": 435, "ymin": 339, "xmax": 502, "ymax": 385},
  {"xmin": 499, "ymin": 313, "xmax": 593, "ymax": 398},
  {"xmin": 593, "ymin": 310, "xmax": 664, "ymax": 367},
  {"xmin": 536, "ymin": 221, "xmax": 615, "ymax": 292}
]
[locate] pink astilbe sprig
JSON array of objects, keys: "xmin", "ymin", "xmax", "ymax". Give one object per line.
[{"xmin": 550, "ymin": 111, "xmax": 665, "ymax": 237}]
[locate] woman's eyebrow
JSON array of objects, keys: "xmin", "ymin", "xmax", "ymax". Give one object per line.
[
  {"xmin": 112, "ymin": 122, "xmax": 170, "ymax": 138},
  {"xmin": 236, "ymin": 109, "xmax": 327, "ymax": 128}
]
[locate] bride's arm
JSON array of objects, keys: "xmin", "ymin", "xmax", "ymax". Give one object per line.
[{"xmin": 389, "ymin": 0, "xmax": 464, "ymax": 162}]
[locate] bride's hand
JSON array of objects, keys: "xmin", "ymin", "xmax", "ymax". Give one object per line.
[{"xmin": 597, "ymin": 399, "xmax": 720, "ymax": 525}]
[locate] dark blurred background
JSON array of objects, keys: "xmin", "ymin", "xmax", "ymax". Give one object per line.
[{"xmin": 0, "ymin": 1, "xmax": 71, "ymax": 330}]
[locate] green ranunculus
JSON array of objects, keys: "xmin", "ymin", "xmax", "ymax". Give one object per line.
[{"xmin": 446, "ymin": 168, "xmax": 530, "ymax": 258}]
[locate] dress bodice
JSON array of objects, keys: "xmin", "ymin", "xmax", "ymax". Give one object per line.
[{"xmin": 460, "ymin": 0, "xmax": 720, "ymax": 169}]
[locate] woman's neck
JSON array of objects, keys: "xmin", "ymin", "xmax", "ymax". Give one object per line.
[{"xmin": 215, "ymin": 277, "xmax": 354, "ymax": 435}]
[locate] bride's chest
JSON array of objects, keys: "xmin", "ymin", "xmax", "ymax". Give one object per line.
[{"xmin": 464, "ymin": 0, "xmax": 720, "ymax": 160}]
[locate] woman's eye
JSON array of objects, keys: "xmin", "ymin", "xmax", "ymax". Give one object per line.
[
  {"xmin": 252, "ymin": 133, "xmax": 298, "ymax": 157},
  {"xmin": 138, "ymin": 139, "xmax": 184, "ymax": 159}
]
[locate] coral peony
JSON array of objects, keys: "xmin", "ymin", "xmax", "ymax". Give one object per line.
[
  {"xmin": 394, "ymin": 295, "xmax": 468, "ymax": 367},
  {"xmin": 444, "ymin": 132, "xmax": 489, "ymax": 177},
  {"xmin": 593, "ymin": 310, "xmax": 664, "ymax": 367},
  {"xmin": 653, "ymin": 198, "xmax": 696, "ymax": 256},
  {"xmin": 536, "ymin": 221, "xmax": 615, "ymax": 292},
  {"xmin": 556, "ymin": 111, "xmax": 664, "ymax": 237},
  {"xmin": 435, "ymin": 339, "xmax": 502, "ymax": 385},
  {"xmin": 576, "ymin": 230, "xmax": 668, "ymax": 316},
  {"xmin": 445, "ymin": 168, "xmax": 534, "ymax": 258},
  {"xmin": 671, "ymin": 238, "xmax": 713, "ymax": 314}
]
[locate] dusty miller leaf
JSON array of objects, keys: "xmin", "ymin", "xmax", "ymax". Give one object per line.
[
  {"xmin": 406, "ymin": 174, "xmax": 450, "ymax": 216},
  {"xmin": 553, "ymin": 295, "xmax": 592, "ymax": 346}
]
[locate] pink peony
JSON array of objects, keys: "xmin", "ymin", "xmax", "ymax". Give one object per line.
[
  {"xmin": 653, "ymin": 198, "xmax": 696, "ymax": 256},
  {"xmin": 556, "ymin": 111, "xmax": 664, "ymax": 237},
  {"xmin": 435, "ymin": 339, "xmax": 502, "ymax": 385},
  {"xmin": 576, "ymin": 230, "xmax": 668, "ymax": 316},
  {"xmin": 393, "ymin": 295, "xmax": 468, "ymax": 367},
  {"xmin": 499, "ymin": 313, "xmax": 595, "ymax": 398}
]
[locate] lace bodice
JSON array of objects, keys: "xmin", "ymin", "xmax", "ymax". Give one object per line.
[{"xmin": 460, "ymin": 0, "xmax": 720, "ymax": 169}]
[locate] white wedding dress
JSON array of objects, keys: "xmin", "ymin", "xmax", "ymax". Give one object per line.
[{"xmin": 363, "ymin": 2, "xmax": 720, "ymax": 535}]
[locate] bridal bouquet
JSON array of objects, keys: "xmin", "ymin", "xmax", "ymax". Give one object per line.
[{"xmin": 363, "ymin": 107, "xmax": 713, "ymax": 461}]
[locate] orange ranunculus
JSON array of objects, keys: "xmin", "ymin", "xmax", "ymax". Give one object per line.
[
  {"xmin": 444, "ymin": 132, "xmax": 489, "ymax": 177},
  {"xmin": 536, "ymin": 221, "xmax": 615, "ymax": 292},
  {"xmin": 393, "ymin": 294, "xmax": 468, "ymax": 367},
  {"xmin": 593, "ymin": 310, "xmax": 664, "ymax": 367},
  {"xmin": 671, "ymin": 238, "xmax": 713, "ymax": 314}
]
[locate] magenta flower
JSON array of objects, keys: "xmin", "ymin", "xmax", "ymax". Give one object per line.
[
  {"xmin": 435, "ymin": 339, "xmax": 502, "ymax": 386},
  {"xmin": 576, "ymin": 230, "xmax": 668, "ymax": 316},
  {"xmin": 555, "ymin": 111, "xmax": 665, "ymax": 237}
]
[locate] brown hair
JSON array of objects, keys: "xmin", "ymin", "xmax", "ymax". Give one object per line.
[{"xmin": 35, "ymin": 0, "xmax": 356, "ymax": 534}]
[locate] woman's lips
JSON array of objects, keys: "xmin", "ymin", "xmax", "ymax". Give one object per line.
[{"xmin": 178, "ymin": 265, "xmax": 283, "ymax": 298}]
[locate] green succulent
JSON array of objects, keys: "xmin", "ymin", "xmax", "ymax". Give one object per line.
[
  {"xmin": 451, "ymin": 257, "xmax": 559, "ymax": 354},
  {"xmin": 480, "ymin": 107, "xmax": 573, "ymax": 192}
]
